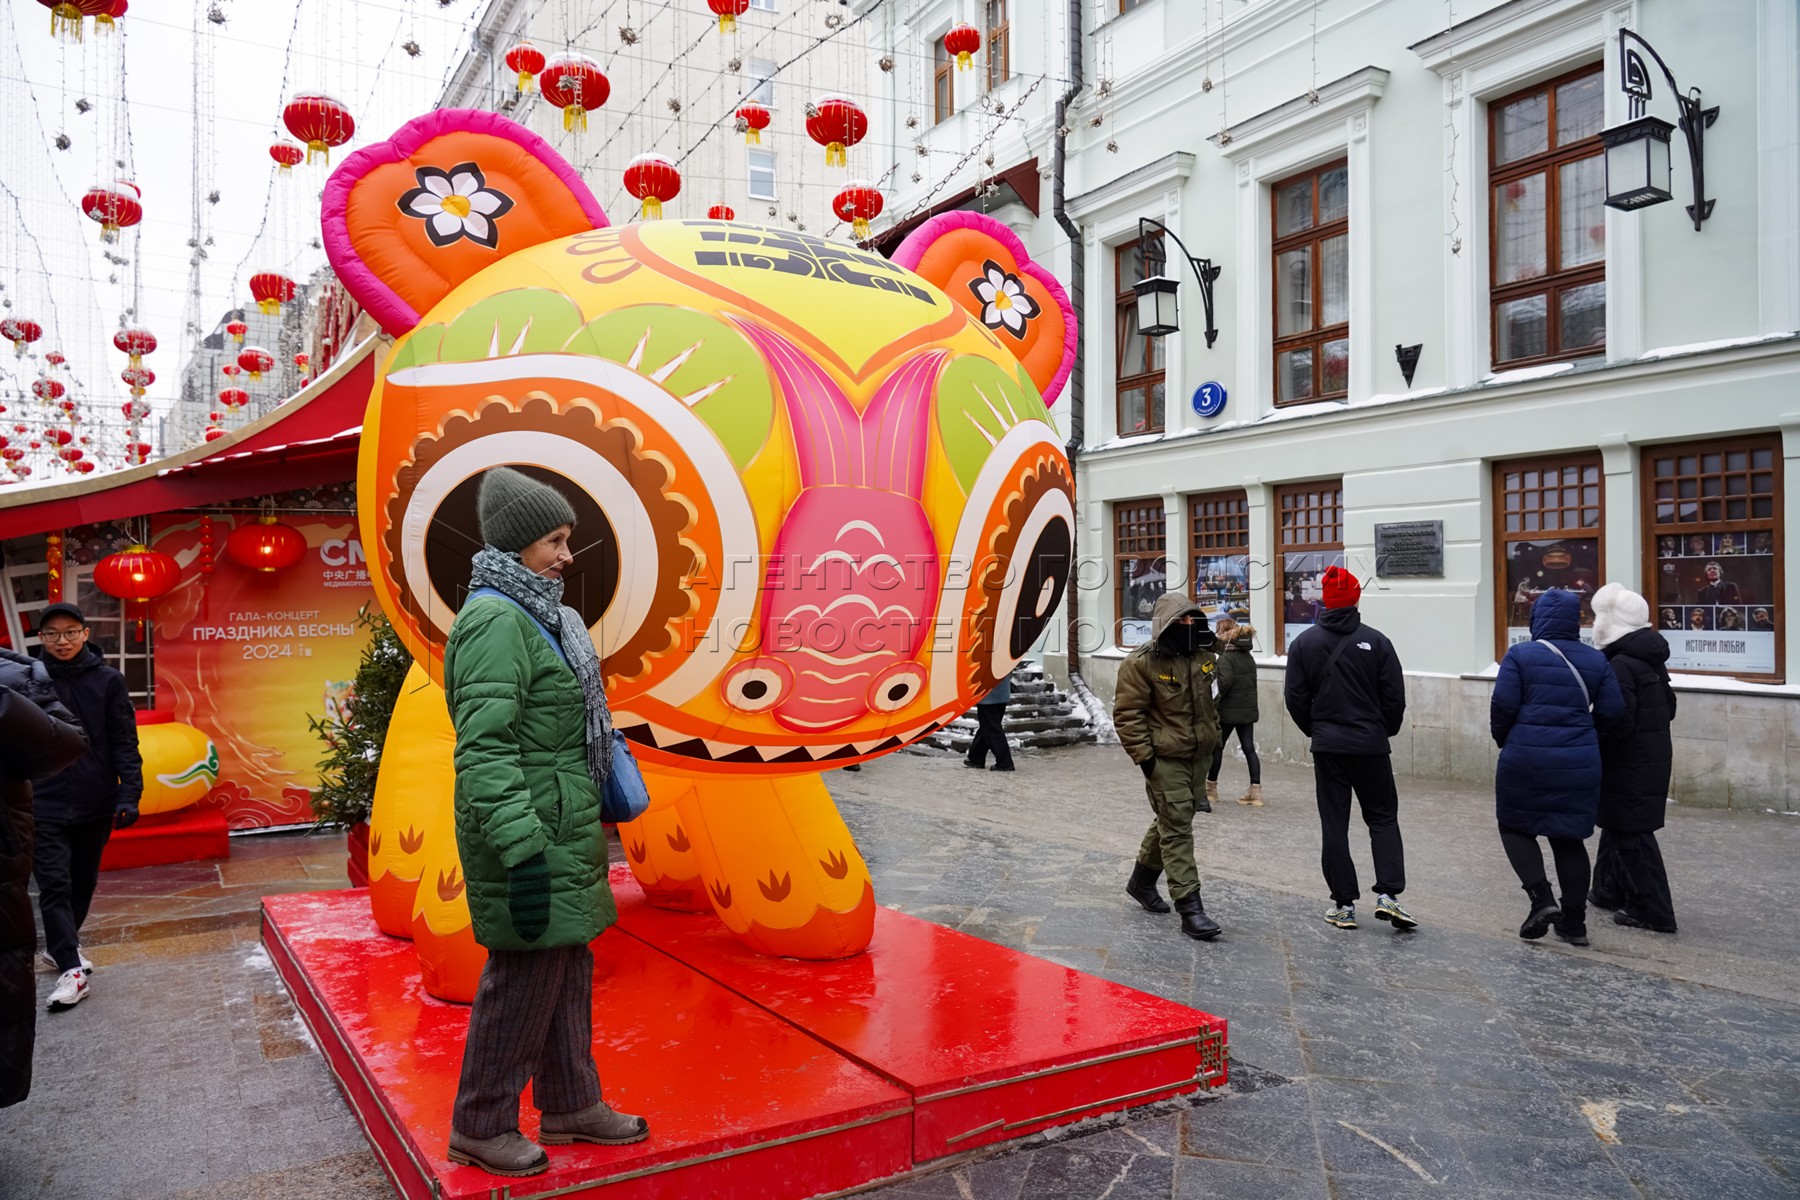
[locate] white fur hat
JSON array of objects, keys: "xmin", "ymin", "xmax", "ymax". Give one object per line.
[{"xmin": 1591, "ymin": 581, "xmax": 1651, "ymax": 648}]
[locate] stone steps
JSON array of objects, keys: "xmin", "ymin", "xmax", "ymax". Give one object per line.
[{"xmin": 909, "ymin": 662, "xmax": 1098, "ymax": 755}]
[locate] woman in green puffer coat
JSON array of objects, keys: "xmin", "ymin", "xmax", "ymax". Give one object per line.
[
  {"xmin": 1207, "ymin": 618, "xmax": 1264, "ymax": 807},
  {"xmin": 443, "ymin": 467, "xmax": 648, "ymax": 1179}
]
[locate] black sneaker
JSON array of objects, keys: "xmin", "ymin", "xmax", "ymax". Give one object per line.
[{"xmin": 1553, "ymin": 923, "xmax": 1589, "ymax": 947}]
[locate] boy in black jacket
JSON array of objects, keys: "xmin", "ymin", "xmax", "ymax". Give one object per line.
[
  {"xmin": 31, "ymin": 603, "xmax": 142, "ymax": 1011},
  {"xmin": 1282, "ymin": 568, "xmax": 1414, "ymax": 932}
]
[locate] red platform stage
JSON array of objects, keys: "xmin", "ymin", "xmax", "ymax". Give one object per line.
[
  {"xmin": 99, "ymin": 805, "xmax": 229, "ymax": 872},
  {"xmin": 263, "ymin": 872, "xmax": 1226, "ymax": 1200}
]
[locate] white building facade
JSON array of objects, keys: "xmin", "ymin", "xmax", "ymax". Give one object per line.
[{"xmin": 875, "ymin": 0, "xmax": 1800, "ymax": 808}]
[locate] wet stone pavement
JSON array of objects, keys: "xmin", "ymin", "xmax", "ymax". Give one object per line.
[{"xmin": 3, "ymin": 746, "xmax": 1799, "ymax": 1199}]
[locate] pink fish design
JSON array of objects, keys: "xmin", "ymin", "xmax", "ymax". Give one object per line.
[{"xmin": 723, "ymin": 320, "xmax": 944, "ymax": 733}]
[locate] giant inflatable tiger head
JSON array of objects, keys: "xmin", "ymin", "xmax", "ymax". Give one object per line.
[{"xmin": 326, "ymin": 111, "xmax": 1076, "ymax": 778}]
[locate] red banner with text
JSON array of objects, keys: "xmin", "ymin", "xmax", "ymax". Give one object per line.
[{"xmin": 150, "ymin": 513, "xmax": 373, "ymax": 829}]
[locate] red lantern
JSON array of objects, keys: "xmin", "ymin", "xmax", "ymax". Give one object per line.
[
  {"xmin": 32, "ymin": 378, "xmax": 65, "ymax": 402},
  {"xmin": 833, "ymin": 181, "xmax": 884, "ymax": 240},
  {"xmin": 37, "ymin": 0, "xmax": 111, "ymax": 41},
  {"xmin": 226, "ymin": 516, "xmax": 306, "ymax": 574},
  {"xmin": 237, "ymin": 346, "xmax": 274, "ymax": 381},
  {"xmin": 208, "ymin": 411, "xmax": 223, "ymax": 422},
  {"xmin": 270, "ymin": 141, "xmax": 305, "ymax": 172},
  {"xmin": 249, "ymin": 272, "xmax": 296, "ymax": 316},
  {"xmin": 204, "ymin": 427, "xmax": 226, "ymax": 442},
  {"xmin": 623, "ymin": 153, "xmax": 681, "ymax": 220},
  {"xmin": 121, "ymin": 399, "xmax": 150, "ymax": 419},
  {"xmin": 113, "ymin": 326, "xmax": 156, "ymax": 366},
  {"xmin": 282, "ymin": 93, "xmax": 355, "ymax": 165},
  {"xmin": 94, "ymin": 0, "xmax": 126, "ymax": 31},
  {"xmin": 218, "ymin": 387, "xmax": 249, "ymax": 410},
  {"xmin": 708, "ymin": 0, "xmax": 750, "ymax": 33},
  {"xmin": 76, "ymin": 460, "xmax": 95, "ymax": 475},
  {"xmin": 94, "ymin": 544, "xmax": 179, "ymax": 605},
  {"xmin": 735, "ymin": 101, "xmax": 771, "ymax": 144},
  {"xmin": 1, "ymin": 318, "xmax": 42, "ymax": 357},
  {"xmin": 45, "ymin": 532, "xmax": 63, "ymax": 593},
  {"xmin": 80, "ymin": 181, "xmax": 142, "ymax": 242},
  {"xmin": 225, "ymin": 319, "xmax": 248, "ymax": 345},
  {"xmin": 944, "ymin": 23, "xmax": 981, "ymax": 70},
  {"xmin": 294, "ymin": 351, "xmax": 311, "ymax": 372},
  {"xmin": 43, "ymin": 428, "xmax": 72, "ymax": 447},
  {"xmin": 59, "ymin": 447, "xmax": 83, "ymax": 463},
  {"xmin": 45, "ymin": 351, "xmax": 65, "ymax": 367},
  {"xmin": 504, "ymin": 42, "xmax": 545, "ymax": 92},
  {"xmin": 121, "ymin": 366, "xmax": 154, "ymax": 394},
  {"xmin": 57, "ymin": 399, "xmax": 77, "ymax": 416},
  {"xmin": 807, "ymin": 96, "xmax": 867, "ymax": 167},
  {"xmin": 539, "ymin": 56, "xmax": 609, "ymax": 132},
  {"xmin": 708, "ymin": 205, "xmax": 736, "ymax": 221},
  {"xmin": 126, "ymin": 441, "xmax": 152, "ymax": 463}
]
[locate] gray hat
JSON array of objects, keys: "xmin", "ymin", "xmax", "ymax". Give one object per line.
[{"xmin": 477, "ymin": 467, "xmax": 577, "ymax": 552}]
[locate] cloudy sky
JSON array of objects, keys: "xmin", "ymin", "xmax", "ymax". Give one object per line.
[{"xmin": 1, "ymin": 0, "xmax": 484, "ymax": 454}]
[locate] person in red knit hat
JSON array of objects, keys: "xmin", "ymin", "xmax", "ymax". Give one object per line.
[{"xmin": 1282, "ymin": 566, "xmax": 1415, "ymax": 931}]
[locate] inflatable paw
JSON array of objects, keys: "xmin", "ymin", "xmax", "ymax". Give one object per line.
[{"xmin": 326, "ymin": 109, "xmax": 1076, "ymax": 963}]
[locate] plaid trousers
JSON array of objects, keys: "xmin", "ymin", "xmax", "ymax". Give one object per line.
[{"xmin": 452, "ymin": 944, "xmax": 602, "ymax": 1138}]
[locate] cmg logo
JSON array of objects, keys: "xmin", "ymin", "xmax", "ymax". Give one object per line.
[{"xmin": 320, "ymin": 538, "xmax": 366, "ymax": 567}]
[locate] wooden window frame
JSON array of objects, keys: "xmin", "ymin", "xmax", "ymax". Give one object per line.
[
  {"xmin": 1188, "ymin": 489, "xmax": 1249, "ymax": 597},
  {"xmin": 1270, "ymin": 159, "xmax": 1351, "ymax": 407},
  {"xmin": 1274, "ymin": 480, "xmax": 1343, "ymax": 654},
  {"xmin": 986, "ymin": 0, "xmax": 1010, "ymax": 90},
  {"xmin": 1492, "ymin": 452, "xmax": 1604, "ymax": 662},
  {"xmin": 1115, "ymin": 237, "xmax": 1166, "ymax": 436},
  {"xmin": 1488, "ymin": 62, "xmax": 1607, "ymax": 370},
  {"xmin": 933, "ymin": 40, "xmax": 955, "ymax": 125},
  {"xmin": 1641, "ymin": 435, "xmax": 1785, "ymax": 683},
  {"xmin": 1113, "ymin": 499, "xmax": 1167, "ymax": 648}
]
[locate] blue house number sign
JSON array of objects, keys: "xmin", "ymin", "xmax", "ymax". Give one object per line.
[{"xmin": 1192, "ymin": 381, "xmax": 1228, "ymax": 418}]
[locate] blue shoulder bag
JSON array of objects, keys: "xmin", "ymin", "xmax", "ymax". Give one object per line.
[{"xmin": 466, "ymin": 588, "xmax": 651, "ymax": 824}]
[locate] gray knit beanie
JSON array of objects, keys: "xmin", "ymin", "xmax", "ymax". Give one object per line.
[{"xmin": 477, "ymin": 466, "xmax": 577, "ymax": 552}]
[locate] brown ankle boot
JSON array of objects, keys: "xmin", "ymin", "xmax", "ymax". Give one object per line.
[
  {"xmin": 1238, "ymin": 784, "xmax": 1264, "ymax": 806},
  {"xmin": 540, "ymin": 1100, "xmax": 650, "ymax": 1146},
  {"xmin": 1204, "ymin": 779, "xmax": 1219, "ymax": 810}
]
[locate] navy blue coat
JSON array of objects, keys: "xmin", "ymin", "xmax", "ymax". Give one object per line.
[{"xmin": 1490, "ymin": 590, "xmax": 1624, "ymax": 839}]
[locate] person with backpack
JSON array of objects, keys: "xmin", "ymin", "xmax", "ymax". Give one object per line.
[
  {"xmin": 1588, "ymin": 583, "xmax": 1678, "ymax": 933},
  {"xmin": 1489, "ymin": 589, "xmax": 1625, "ymax": 947},
  {"xmin": 1207, "ymin": 618, "xmax": 1263, "ymax": 807},
  {"xmin": 1283, "ymin": 567, "xmax": 1414, "ymax": 931}
]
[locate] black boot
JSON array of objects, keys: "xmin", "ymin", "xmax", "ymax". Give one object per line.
[
  {"xmin": 1126, "ymin": 863, "xmax": 1171, "ymax": 913},
  {"xmin": 1172, "ymin": 892, "xmax": 1221, "ymax": 940},
  {"xmin": 1519, "ymin": 882, "xmax": 1559, "ymax": 940}
]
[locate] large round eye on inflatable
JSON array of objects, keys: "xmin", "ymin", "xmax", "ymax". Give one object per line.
[{"xmin": 325, "ymin": 109, "xmax": 1075, "ymax": 968}]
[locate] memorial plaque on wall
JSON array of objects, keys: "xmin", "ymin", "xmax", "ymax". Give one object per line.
[{"xmin": 1374, "ymin": 521, "xmax": 1444, "ymax": 577}]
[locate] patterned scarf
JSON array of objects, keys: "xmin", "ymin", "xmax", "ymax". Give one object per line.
[{"xmin": 469, "ymin": 545, "xmax": 612, "ymax": 797}]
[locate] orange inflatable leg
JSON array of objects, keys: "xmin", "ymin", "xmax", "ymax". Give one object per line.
[
  {"xmin": 678, "ymin": 772, "xmax": 875, "ymax": 959},
  {"xmin": 618, "ymin": 767, "xmax": 710, "ymax": 912}
]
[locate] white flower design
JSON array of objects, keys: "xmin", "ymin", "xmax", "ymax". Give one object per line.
[
  {"xmin": 968, "ymin": 260, "xmax": 1041, "ymax": 340},
  {"xmin": 398, "ymin": 162, "xmax": 515, "ymax": 250}
]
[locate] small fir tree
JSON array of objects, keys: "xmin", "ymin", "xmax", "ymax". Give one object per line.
[{"xmin": 309, "ymin": 604, "xmax": 412, "ymax": 829}]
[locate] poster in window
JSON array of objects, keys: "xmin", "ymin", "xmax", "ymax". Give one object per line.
[
  {"xmin": 1192, "ymin": 555, "xmax": 1251, "ymax": 629},
  {"xmin": 1118, "ymin": 556, "xmax": 1167, "ymax": 647},
  {"xmin": 1654, "ymin": 531, "xmax": 1776, "ymax": 673},
  {"xmin": 1282, "ymin": 550, "xmax": 1344, "ymax": 647},
  {"xmin": 1504, "ymin": 538, "xmax": 1599, "ymax": 647}
]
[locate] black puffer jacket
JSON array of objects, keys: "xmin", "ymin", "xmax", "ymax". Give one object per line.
[
  {"xmin": 1213, "ymin": 626, "xmax": 1260, "ymax": 727},
  {"xmin": 1282, "ymin": 607, "xmax": 1407, "ymax": 755},
  {"xmin": 1598, "ymin": 627, "xmax": 1677, "ymax": 832},
  {"xmin": 0, "ymin": 651, "xmax": 89, "ymax": 1109},
  {"xmin": 33, "ymin": 645, "xmax": 141, "ymax": 824}
]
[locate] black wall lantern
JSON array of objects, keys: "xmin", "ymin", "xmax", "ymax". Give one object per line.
[
  {"xmin": 1601, "ymin": 29, "xmax": 1718, "ymax": 231},
  {"xmin": 1132, "ymin": 217, "xmax": 1222, "ymax": 347}
]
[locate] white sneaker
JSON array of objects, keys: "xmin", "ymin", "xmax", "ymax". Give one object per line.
[
  {"xmin": 40, "ymin": 948, "xmax": 94, "ymax": 972},
  {"xmin": 47, "ymin": 968, "xmax": 89, "ymax": 1011}
]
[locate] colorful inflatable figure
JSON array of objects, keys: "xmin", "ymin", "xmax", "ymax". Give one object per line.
[{"xmin": 326, "ymin": 110, "xmax": 1075, "ymax": 976}]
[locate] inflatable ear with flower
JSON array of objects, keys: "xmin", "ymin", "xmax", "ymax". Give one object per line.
[{"xmin": 327, "ymin": 109, "xmax": 1075, "ymax": 974}]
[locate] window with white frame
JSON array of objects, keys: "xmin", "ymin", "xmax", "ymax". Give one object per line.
[
  {"xmin": 72, "ymin": 565, "xmax": 152, "ymax": 704},
  {"xmin": 749, "ymin": 0, "xmax": 775, "ymax": 10},
  {"xmin": 746, "ymin": 57, "xmax": 777, "ymax": 107},
  {"xmin": 747, "ymin": 148, "xmax": 777, "ymax": 200}
]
